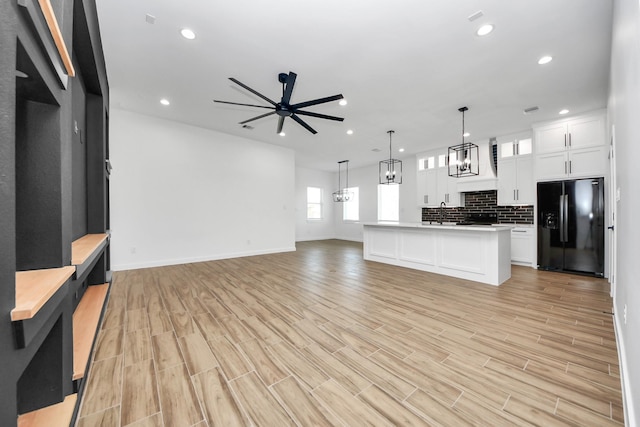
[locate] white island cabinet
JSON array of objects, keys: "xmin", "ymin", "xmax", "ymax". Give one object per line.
[{"xmin": 363, "ymin": 223, "xmax": 512, "ymax": 286}]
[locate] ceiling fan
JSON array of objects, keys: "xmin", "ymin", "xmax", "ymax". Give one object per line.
[{"xmin": 213, "ymin": 71, "xmax": 344, "ymax": 135}]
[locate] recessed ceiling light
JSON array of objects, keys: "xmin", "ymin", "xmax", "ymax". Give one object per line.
[
  {"xmin": 180, "ymin": 28, "xmax": 196, "ymax": 40},
  {"xmin": 346, "ymin": 129, "xmax": 353, "ymax": 135},
  {"xmin": 476, "ymin": 24, "xmax": 494, "ymax": 36},
  {"xmin": 279, "ymin": 132, "xmax": 285, "ymax": 136},
  {"xmin": 399, "ymin": 148, "xmax": 405, "ymax": 153},
  {"xmin": 559, "ymin": 109, "xmax": 569, "ymax": 115},
  {"xmin": 339, "ymin": 99, "xmax": 347, "ymax": 106},
  {"xmin": 160, "ymin": 98, "xmax": 170, "ymax": 106},
  {"xmin": 15, "ymin": 70, "xmax": 29, "ymax": 79},
  {"xmin": 538, "ymin": 55, "xmax": 553, "ymax": 65},
  {"xmin": 463, "ymin": 132, "xmax": 470, "ymax": 137}
]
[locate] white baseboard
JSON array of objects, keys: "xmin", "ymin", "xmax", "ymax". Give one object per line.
[
  {"xmin": 112, "ymin": 246, "xmax": 296, "ymax": 271},
  {"xmin": 614, "ymin": 310, "xmax": 637, "ymax": 426},
  {"xmin": 295, "ymin": 236, "xmax": 334, "ymax": 242}
]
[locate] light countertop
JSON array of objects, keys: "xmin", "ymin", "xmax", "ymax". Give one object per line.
[{"xmin": 363, "ymin": 222, "xmax": 513, "ymax": 232}]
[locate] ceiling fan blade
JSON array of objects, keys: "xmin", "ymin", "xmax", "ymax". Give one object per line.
[
  {"xmin": 291, "ymin": 114, "xmax": 317, "ymax": 134},
  {"xmin": 213, "ymin": 100, "xmax": 273, "ymax": 109},
  {"xmin": 281, "ymin": 72, "xmax": 297, "ymax": 105},
  {"xmin": 290, "ymin": 94, "xmax": 344, "ymax": 110},
  {"xmin": 229, "ymin": 77, "xmax": 277, "ymax": 106},
  {"xmin": 294, "ymin": 110, "xmax": 344, "ymax": 122},
  {"xmin": 276, "ymin": 116, "xmax": 285, "ymax": 134},
  {"xmin": 239, "ymin": 110, "xmax": 276, "ymax": 124}
]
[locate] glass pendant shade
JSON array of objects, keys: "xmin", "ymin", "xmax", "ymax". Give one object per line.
[
  {"xmin": 448, "ymin": 107, "xmax": 479, "ymax": 178},
  {"xmin": 332, "ymin": 160, "xmax": 353, "ymax": 202},
  {"xmin": 379, "ymin": 130, "xmax": 402, "ymax": 184}
]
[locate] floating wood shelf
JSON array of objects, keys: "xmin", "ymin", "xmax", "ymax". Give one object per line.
[
  {"xmin": 72, "ymin": 283, "xmax": 108, "ymax": 380},
  {"xmin": 37, "ymin": 0, "xmax": 75, "ymax": 77},
  {"xmin": 17, "ymin": 393, "xmax": 77, "ymax": 427},
  {"xmin": 12, "ymin": 266, "xmax": 76, "ymax": 321},
  {"xmin": 71, "ymin": 233, "xmax": 108, "ymax": 266}
]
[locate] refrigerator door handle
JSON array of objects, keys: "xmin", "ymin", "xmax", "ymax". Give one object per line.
[
  {"xmin": 559, "ymin": 194, "xmax": 565, "ymax": 242},
  {"xmin": 563, "ymin": 194, "xmax": 569, "ymax": 242}
]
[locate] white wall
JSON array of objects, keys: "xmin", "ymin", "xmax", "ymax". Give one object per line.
[
  {"xmin": 333, "ymin": 155, "xmax": 420, "ymax": 242},
  {"xmin": 109, "ymin": 109, "xmax": 295, "ymax": 270},
  {"xmin": 608, "ymin": 0, "xmax": 640, "ymax": 424},
  {"xmin": 295, "ymin": 166, "xmax": 335, "ymax": 241}
]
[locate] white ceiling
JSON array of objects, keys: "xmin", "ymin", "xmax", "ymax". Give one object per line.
[{"xmin": 95, "ymin": 0, "xmax": 613, "ymax": 172}]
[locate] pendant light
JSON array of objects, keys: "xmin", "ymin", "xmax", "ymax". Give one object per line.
[
  {"xmin": 332, "ymin": 160, "xmax": 353, "ymax": 202},
  {"xmin": 379, "ymin": 130, "xmax": 402, "ymax": 184},
  {"xmin": 448, "ymin": 106, "xmax": 479, "ymax": 178}
]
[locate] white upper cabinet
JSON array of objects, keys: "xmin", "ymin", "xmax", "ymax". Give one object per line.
[
  {"xmin": 416, "ymin": 155, "xmax": 437, "ymax": 207},
  {"xmin": 533, "ymin": 111, "xmax": 607, "ymax": 180},
  {"xmin": 500, "ymin": 138, "xmax": 532, "ymax": 158},
  {"xmin": 497, "ymin": 135, "xmax": 534, "ymax": 205},
  {"xmin": 416, "ymin": 151, "xmax": 461, "ymax": 207}
]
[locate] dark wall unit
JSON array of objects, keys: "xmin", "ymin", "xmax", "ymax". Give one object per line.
[{"xmin": 0, "ymin": 0, "xmax": 111, "ymax": 425}]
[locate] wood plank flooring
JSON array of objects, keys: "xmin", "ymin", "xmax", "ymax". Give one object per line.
[{"xmin": 76, "ymin": 239, "xmax": 623, "ymax": 426}]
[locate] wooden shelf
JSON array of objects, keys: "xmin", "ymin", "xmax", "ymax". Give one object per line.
[
  {"xmin": 17, "ymin": 393, "xmax": 77, "ymax": 427},
  {"xmin": 12, "ymin": 266, "xmax": 76, "ymax": 321},
  {"xmin": 71, "ymin": 233, "xmax": 108, "ymax": 266},
  {"xmin": 72, "ymin": 284, "xmax": 108, "ymax": 380}
]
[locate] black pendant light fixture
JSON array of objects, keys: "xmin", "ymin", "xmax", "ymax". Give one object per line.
[
  {"xmin": 332, "ymin": 160, "xmax": 353, "ymax": 202},
  {"xmin": 448, "ymin": 107, "xmax": 479, "ymax": 178},
  {"xmin": 379, "ymin": 130, "xmax": 402, "ymax": 184}
]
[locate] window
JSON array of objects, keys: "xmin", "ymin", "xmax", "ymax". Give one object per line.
[
  {"xmin": 343, "ymin": 187, "xmax": 359, "ymax": 221},
  {"xmin": 306, "ymin": 187, "xmax": 322, "ymax": 220},
  {"xmin": 378, "ymin": 184, "xmax": 399, "ymax": 221}
]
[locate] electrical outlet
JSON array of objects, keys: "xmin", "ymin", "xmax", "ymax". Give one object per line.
[{"xmin": 623, "ymin": 304, "xmax": 627, "ymax": 324}]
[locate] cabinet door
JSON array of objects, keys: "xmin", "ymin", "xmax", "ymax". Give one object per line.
[
  {"xmin": 568, "ymin": 146, "xmax": 608, "ymax": 178},
  {"xmin": 535, "ymin": 151, "xmax": 568, "ymax": 181},
  {"xmin": 515, "ymin": 156, "xmax": 534, "ymax": 204},
  {"xmin": 517, "ymin": 138, "xmax": 533, "ymax": 155},
  {"xmin": 535, "ymin": 123, "xmax": 567, "ymax": 154},
  {"xmin": 511, "ymin": 228, "xmax": 534, "ymax": 264},
  {"xmin": 500, "ymin": 141, "xmax": 516, "ymax": 159},
  {"xmin": 497, "ymin": 158, "xmax": 517, "ymax": 205},
  {"xmin": 567, "ymin": 115, "xmax": 605, "ymax": 150},
  {"xmin": 446, "ymin": 175, "xmax": 462, "ymax": 206},
  {"xmin": 417, "ymin": 169, "xmax": 437, "ymax": 206},
  {"xmin": 436, "ymin": 167, "xmax": 448, "ymax": 205},
  {"xmin": 417, "ymin": 170, "xmax": 428, "ymax": 206}
]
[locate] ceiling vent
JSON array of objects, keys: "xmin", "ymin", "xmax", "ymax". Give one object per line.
[
  {"xmin": 468, "ymin": 11, "xmax": 484, "ymax": 22},
  {"xmin": 523, "ymin": 106, "xmax": 539, "ymax": 114}
]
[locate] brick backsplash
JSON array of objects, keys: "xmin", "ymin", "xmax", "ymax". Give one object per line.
[{"xmin": 421, "ymin": 190, "xmax": 534, "ymax": 224}]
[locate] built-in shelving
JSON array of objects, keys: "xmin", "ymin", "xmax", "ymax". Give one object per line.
[
  {"xmin": 12, "ymin": 266, "xmax": 76, "ymax": 321},
  {"xmin": 2, "ymin": 0, "xmax": 110, "ymax": 423},
  {"xmin": 71, "ymin": 233, "xmax": 108, "ymax": 266},
  {"xmin": 17, "ymin": 394, "xmax": 77, "ymax": 427},
  {"xmin": 72, "ymin": 283, "xmax": 108, "ymax": 380}
]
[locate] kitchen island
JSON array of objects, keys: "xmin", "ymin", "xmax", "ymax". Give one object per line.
[{"xmin": 363, "ymin": 222, "xmax": 512, "ymax": 286}]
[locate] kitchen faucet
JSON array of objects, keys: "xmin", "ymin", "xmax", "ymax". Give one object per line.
[{"xmin": 439, "ymin": 201, "xmax": 446, "ymax": 224}]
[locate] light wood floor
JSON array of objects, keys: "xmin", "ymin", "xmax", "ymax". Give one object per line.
[{"xmin": 76, "ymin": 239, "xmax": 623, "ymax": 426}]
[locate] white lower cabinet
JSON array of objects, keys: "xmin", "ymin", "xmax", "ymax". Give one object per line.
[{"xmin": 510, "ymin": 226, "xmax": 534, "ymax": 266}]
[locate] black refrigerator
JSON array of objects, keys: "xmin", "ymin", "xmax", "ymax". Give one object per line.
[{"xmin": 537, "ymin": 178, "xmax": 605, "ymax": 276}]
